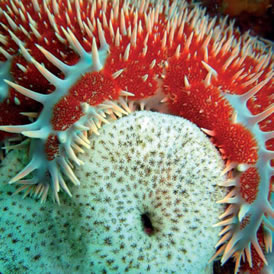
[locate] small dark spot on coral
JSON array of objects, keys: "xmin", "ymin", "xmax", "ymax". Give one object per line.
[
  {"xmin": 33, "ymin": 254, "xmax": 41, "ymax": 261},
  {"xmin": 106, "ymin": 259, "xmax": 114, "ymax": 266},
  {"xmin": 166, "ymin": 253, "xmax": 172, "ymax": 260},
  {"xmin": 141, "ymin": 213, "xmax": 154, "ymax": 235},
  {"xmin": 39, "ymin": 228, "xmax": 46, "ymax": 234},
  {"xmin": 25, "ymin": 219, "xmax": 32, "ymax": 225},
  {"xmin": 180, "ymin": 248, "xmax": 187, "ymax": 254}
]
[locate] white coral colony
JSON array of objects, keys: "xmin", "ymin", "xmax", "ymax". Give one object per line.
[{"xmin": 0, "ymin": 111, "xmax": 226, "ymax": 273}]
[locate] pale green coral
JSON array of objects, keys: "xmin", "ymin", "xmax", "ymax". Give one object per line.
[{"xmin": 0, "ymin": 111, "xmax": 226, "ymax": 273}]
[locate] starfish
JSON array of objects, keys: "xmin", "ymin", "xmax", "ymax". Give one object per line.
[{"xmin": 0, "ymin": 0, "xmax": 273, "ymax": 273}]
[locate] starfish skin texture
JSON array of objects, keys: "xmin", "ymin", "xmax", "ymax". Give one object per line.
[{"xmin": 0, "ymin": 0, "xmax": 273, "ymax": 273}]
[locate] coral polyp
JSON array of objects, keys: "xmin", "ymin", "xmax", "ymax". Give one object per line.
[{"xmin": 0, "ymin": 0, "xmax": 273, "ymax": 273}]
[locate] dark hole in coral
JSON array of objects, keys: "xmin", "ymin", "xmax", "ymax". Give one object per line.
[{"xmin": 141, "ymin": 213, "xmax": 154, "ymax": 235}]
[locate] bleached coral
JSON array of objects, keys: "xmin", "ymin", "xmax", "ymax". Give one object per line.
[{"xmin": 0, "ymin": 111, "xmax": 226, "ymax": 273}]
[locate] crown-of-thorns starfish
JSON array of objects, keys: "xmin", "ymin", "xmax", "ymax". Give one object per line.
[{"xmin": 0, "ymin": 0, "xmax": 273, "ymax": 273}]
